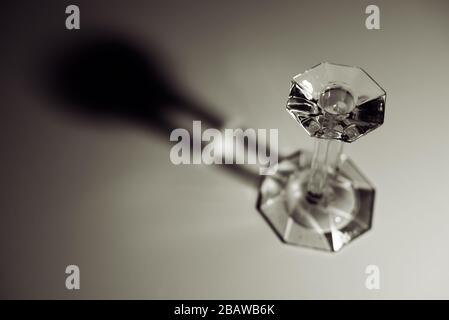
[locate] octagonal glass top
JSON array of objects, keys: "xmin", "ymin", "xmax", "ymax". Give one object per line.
[{"xmin": 286, "ymin": 62, "xmax": 386, "ymax": 142}]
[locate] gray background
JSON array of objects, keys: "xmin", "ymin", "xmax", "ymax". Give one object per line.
[{"xmin": 0, "ymin": 0, "xmax": 448, "ymax": 299}]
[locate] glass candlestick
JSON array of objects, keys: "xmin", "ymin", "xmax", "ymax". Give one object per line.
[{"xmin": 257, "ymin": 62, "xmax": 386, "ymax": 252}]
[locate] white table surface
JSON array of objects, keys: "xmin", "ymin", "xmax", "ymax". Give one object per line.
[{"xmin": 1, "ymin": 0, "xmax": 449, "ymax": 299}]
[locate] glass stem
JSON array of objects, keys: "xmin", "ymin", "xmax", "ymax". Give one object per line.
[{"xmin": 307, "ymin": 138, "xmax": 343, "ymax": 198}]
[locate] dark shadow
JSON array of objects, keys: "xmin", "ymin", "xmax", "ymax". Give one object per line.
[{"xmin": 41, "ymin": 31, "xmax": 263, "ymax": 188}]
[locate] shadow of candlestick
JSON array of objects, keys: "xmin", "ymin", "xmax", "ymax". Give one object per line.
[{"xmin": 42, "ymin": 32, "xmax": 278, "ymax": 188}]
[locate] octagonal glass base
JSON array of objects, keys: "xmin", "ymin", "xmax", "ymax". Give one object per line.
[{"xmin": 257, "ymin": 151, "xmax": 375, "ymax": 252}]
